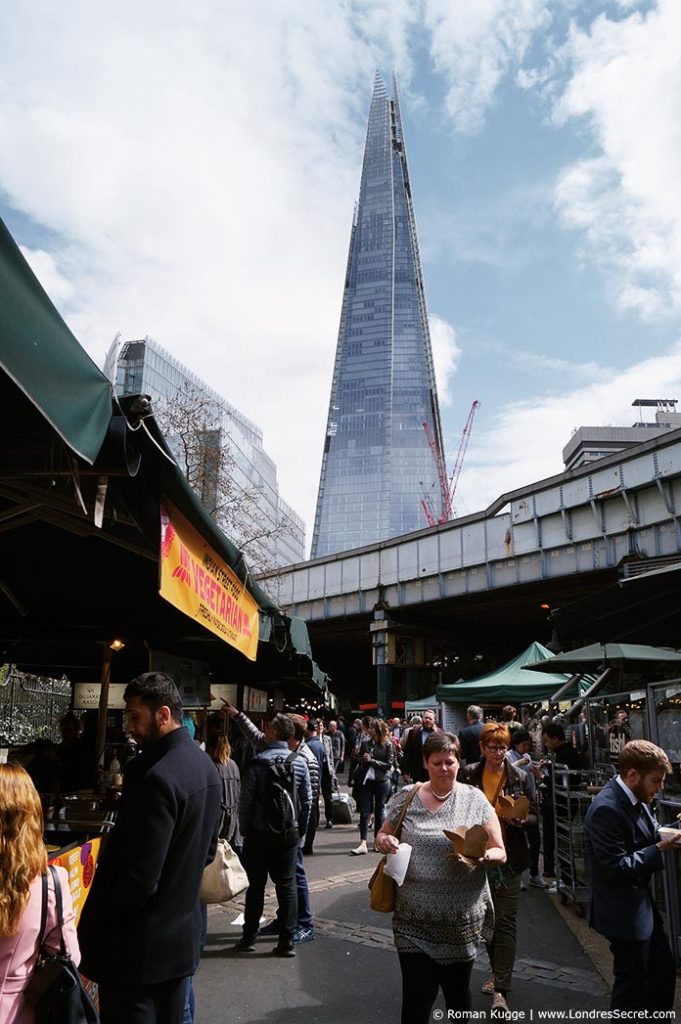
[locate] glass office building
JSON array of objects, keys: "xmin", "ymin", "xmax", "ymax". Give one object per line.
[
  {"xmin": 311, "ymin": 74, "xmax": 445, "ymax": 558},
  {"xmin": 106, "ymin": 336, "xmax": 305, "ymax": 571}
]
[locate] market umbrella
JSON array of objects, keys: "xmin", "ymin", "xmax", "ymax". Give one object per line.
[{"xmin": 523, "ymin": 642, "xmax": 681, "ymax": 675}]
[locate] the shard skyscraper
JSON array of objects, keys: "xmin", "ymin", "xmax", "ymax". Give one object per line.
[{"xmin": 311, "ymin": 73, "xmax": 446, "ymax": 558}]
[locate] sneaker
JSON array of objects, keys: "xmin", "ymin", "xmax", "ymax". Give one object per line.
[
  {"xmin": 481, "ymin": 976, "xmax": 495, "ymax": 994},
  {"xmin": 293, "ymin": 927, "xmax": 315, "ymax": 944},
  {"xmin": 548, "ymin": 880, "xmax": 565, "ymax": 895},
  {"xmin": 275, "ymin": 940, "xmax": 296, "ymax": 958},
  {"xmin": 325, "ymin": 821, "xmax": 334, "ymax": 829},
  {"xmin": 520, "ymin": 881, "xmax": 527, "ymax": 891},
  {"xmin": 492, "ymin": 992, "xmax": 509, "ymax": 1012},
  {"xmin": 529, "ymin": 875, "xmax": 549, "ymax": 889},
  {"xmin": 351, "ymin": 843, "xmax": 368, "ymax": 855},
  {"xmin": 234, "ymin": 937, "xmax": 256, "ymax": 952},
  {"xmin": 258, "ymin": 920, "xmax": 281, "ymax": 937}
]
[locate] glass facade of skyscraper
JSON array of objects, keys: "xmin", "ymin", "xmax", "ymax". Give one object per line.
[
  {"xmin": 311, "ymin": 74, "xmax": 445, "ymax": 558},
  {"xmin": 106, "ymin": 336, "xmax": 305, "ymax": 571}
]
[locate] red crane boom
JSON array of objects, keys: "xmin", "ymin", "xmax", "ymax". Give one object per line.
[
  {"xmin": 420, "ymin": 400, "xmax": 480, "ymax": 527},
  {"xmin": 447, "ymin": 400, "xmax": 480, "ymax": 517}
]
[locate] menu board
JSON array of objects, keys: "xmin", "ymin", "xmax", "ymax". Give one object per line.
[
  {"xmin": 244, "ymin": 686, "xmax": 268, "ymax": 714},
  {"xmin": 208, "ymin": 684, "xmax": 238, "ymax": 710}
]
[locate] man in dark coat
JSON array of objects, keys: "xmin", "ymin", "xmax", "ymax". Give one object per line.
[
  {"xmin": 457, "ymin": 705, "xmax": 484, "ymax": 766},
  {"xmin": 584, "ymin": 740, "xmax": 679, "ymax": 1011},
  {"xmin": 78, "ymin": 672, "xmax": 221, "ymax": 1024},
  {"xmin": 400, "ymin": 709, "xmax": 441, "ymax": 782}
]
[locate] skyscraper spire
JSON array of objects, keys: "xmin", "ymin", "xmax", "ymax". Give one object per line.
[{"xmin": 311, "ymin": 75, "xmax": 446, "ymax": 558}]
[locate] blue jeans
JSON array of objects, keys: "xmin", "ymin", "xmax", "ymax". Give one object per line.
[{"xmin": 182, "ymin": 903, "xmax": 207, "ymax": 1022}]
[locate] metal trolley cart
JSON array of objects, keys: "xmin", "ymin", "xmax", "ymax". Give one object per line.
[{"xmin": 553, "ymin": 764, "xmax": 593, "ymax": 916}]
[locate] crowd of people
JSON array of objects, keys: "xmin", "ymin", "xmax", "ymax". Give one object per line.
[{"xmin": 0, "ymin": 686, "xmax": 679, "ymax": 1024}]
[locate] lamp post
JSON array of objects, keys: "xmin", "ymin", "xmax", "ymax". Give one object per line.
[
  {"xmin": 371, "ymin": 602, "xmax": 393, "ymax": 720},
  {"xmin": 95, "ymin": 638, "xmax": 124, "ymax": 791}
]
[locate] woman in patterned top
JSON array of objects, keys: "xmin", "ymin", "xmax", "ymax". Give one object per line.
[{"xmin": 375, "ymin": 732, "xmax": 505, "ymax": 1024}]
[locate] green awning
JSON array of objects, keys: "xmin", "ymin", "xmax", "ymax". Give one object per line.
[
  {"xmin": 0, "ymin": 215, "xmax": 324, "ymax": 681},
  {"xmin": 436, "ymin": 641, "xmax": 587, "ymax": 703},
  {"xmin": 0, "ymin": 218, "xmax": 113, "ymax": 463},
  {"xmin": 405, "ymin": 694, "xmax": 438, "ymax": 713}
]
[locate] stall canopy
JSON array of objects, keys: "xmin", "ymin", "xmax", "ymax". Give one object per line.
[
  {"xmin": 523, "ymin": 642, "xmax": 681, "ymax": 675},
  {"xmin": 436, "ymin": 642, "xmax": 587, "ymax": 703},
  {"xmin": 0, "ymin": 216, "xmax": 325, "ymax": 690},
  {"xmin": 0, "ymin": 218, "xmax": 112, "ymax": 464},
  {"xmin": 405, "ymin": 694, "xmax": 438, "ymax": 714}
]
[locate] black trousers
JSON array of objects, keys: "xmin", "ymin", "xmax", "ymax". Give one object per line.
[
  {"xmin": 609, "ymin": 906, "xmax": 676, "ymax": 1011},
  {"xmin": 98, "ymin": 977, "xmax": 187, "ymax": 1024},
  {"xmin": 243, "ymin": 833, "xmax": 298, "ymax": 942},
  {"xmin": 398, "ymin": 951, "xmax": 474, "ymax": 1024},
  {"xmin": 303, "ymin": 800, "xmax": 320, "ymax": 853}
]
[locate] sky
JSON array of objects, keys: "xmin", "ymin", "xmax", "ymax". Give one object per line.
[{"xmin": 2, "ymin": 0, "xmax": 681, "ymax": 548}]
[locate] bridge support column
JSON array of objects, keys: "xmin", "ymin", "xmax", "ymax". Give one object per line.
[
  {"xmin": 376, "ymin": 663, "xmax": 394, "ymax": 721},
  {"xmin": 371, "ymin": 604, "xmax": 393, "ymax": 718}
]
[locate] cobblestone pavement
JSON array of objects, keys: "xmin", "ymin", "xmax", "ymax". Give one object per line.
[{"xmin": 210, "ymin": 862, "xmax": 609, "ymax": 998}]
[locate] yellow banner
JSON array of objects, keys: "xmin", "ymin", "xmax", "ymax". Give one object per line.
[
  {"xmin": 159, "ymin": 501, "xmax": 259, "ymax": 661},
  {"xmin": 49, "ymin": 837, "xmax": 102, "ymax": 926}
]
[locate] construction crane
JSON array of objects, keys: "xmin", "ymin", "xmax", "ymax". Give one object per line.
[
  {"xmin": 421, "ymin": 420, "xmax": 451, "ymax": 524},
  {"xmin": 420, "ymin": 400, "xmax": 480, "ymax": 526},
  {"xmin": 448, "ymin": 400, "xmax": 480, "ymax": 518}
]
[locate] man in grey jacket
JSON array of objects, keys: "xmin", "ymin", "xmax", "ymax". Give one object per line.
[
  {"xmin": 237, "ymin": 713, "xmax": 311, "ymax": 957},
  {"xmin": 224, "ymin": 703, "xmax": 315, "ymax": 945}
]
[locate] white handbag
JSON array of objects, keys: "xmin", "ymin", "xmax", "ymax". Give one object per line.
[{"xmin": 200, "ymin": 838, "xmax": 250, "ymax": 904}]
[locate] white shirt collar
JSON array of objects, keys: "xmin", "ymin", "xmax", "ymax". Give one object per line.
[{"xmin": 615, "ymin": 774, "xmax": 638, "ymax": 806}]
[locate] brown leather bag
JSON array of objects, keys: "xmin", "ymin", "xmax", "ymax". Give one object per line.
[{"xmin": 368, "ymin": 784, "xmax": 421, "ymax": 913}]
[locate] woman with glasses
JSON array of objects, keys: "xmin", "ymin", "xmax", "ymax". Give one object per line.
[
  {"xmin": 462, "ymin": 722, "xmax": 536, "ymax": 1014},
  {"xmin": 375, "ymin": 732, "xmax": 506, "ymax": 1024}
]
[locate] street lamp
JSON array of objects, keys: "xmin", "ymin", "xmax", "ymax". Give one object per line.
[{"xmin": 95, "ymin": 638, "xmax": 125, "ymax": 791}]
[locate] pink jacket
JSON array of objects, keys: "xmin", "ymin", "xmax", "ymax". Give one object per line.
[{"xmin": 0, "ymin": 866, "xmax": 80, "ymax": 1024}]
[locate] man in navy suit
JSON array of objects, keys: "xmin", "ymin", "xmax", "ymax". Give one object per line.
[{"xmin": 584, "ymin": 740, "xmax": 680, "ymax": 1011}]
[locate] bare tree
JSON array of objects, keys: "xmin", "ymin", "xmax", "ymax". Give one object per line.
[{"xmin": 154, "ymin": 383, "xmax": 295, "ymax": 580}]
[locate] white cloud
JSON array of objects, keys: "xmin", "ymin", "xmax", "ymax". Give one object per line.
[
  {"xmin": 0, "ymin": 1, "xmax": 418, "ymax": 547},
  {"xmin": 457, "ymin": 338, "xmax": 681, "ymax": 512},
  {"xmin": 424, "ymin": 0, "xmax": 551, "ymax": 134},
  {"xmin": 4, "ymin": 0, "xmax": 680, "ymax": 563},
  {"xmin": 429, "ymin": 314, "xmax": 461, "ymax": 407},
  {"xmin": 551, "ymin": 0, "xmax": 681, "ymax": 320},
  {"xmin": 19, "ymin": 247, "xmax": 74, "ymax": 305}
]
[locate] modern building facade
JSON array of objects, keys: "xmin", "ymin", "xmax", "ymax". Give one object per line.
[
  {"xmin": 311, "ymin": 73, "xmax": 446, "ymax": 558},
  {"xmin": 563, "ymin": 399, "xmax": 681, "ymax": 470},
  {"xmin": 105, "ymin": 336, "xmax": 305, "ymax": 571}
]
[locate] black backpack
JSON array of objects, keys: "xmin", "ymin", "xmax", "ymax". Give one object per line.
[{"xmin": 254, "ymin": 751, "xmax": 300, "ymax": 836}]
